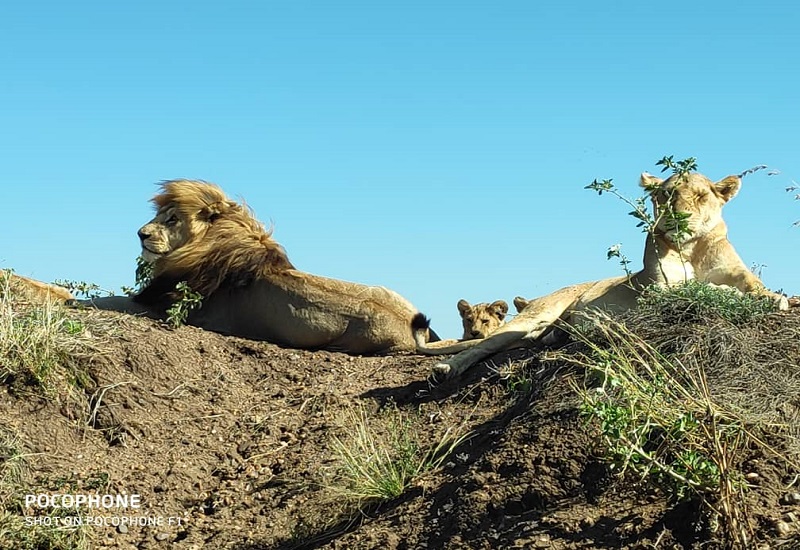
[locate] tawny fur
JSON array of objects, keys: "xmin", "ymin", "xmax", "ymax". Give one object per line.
[
  {"xmin": 88, "ymin": 179, "xmax": 437, "ymax": 355},
  {"xmin": 426, "ymin": 171, "xmax": 789, "ymax": 378},
  {"xmin": 1, "ymin": 270, "xmax": 74, "ymax": 303},
  {"xmin": 458, "ymin": 299, "xmax": 508, "ymax": 339}
]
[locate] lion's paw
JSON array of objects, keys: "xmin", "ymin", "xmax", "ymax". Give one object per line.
[
  {"xmin": 432, "ymin": 362, "xmax": 452, "ymax": 378},
  {"xmin": 752, "ymin": 289, "xmax": 789, "ymax": 311},
  {"xmin": 432, "ymin": 362, "xmax": 452, "ymax": 375}
]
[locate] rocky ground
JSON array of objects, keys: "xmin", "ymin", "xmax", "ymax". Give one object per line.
[{"xmin": 2, "ymin": 302, "xmax": 800, "ymax": 549}]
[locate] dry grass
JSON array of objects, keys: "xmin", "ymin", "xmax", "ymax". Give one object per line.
[
  {"xmin": 0, "ymin": 425, "xmax": 92, "ymax": 550},
  {"xmin": 325, "ymin": 404, "xmax": 470, "ymax": 506},
  {"xmin": 0, "ymin": 272, "xmax": 102, "ymax": 396},
  {"xmin": 561, "ymin": 282, "xmax": 800, "ymax": 548},
  {"xmin": 0, "ymin": 273, "xmax": 106, "ymax": 550},
  {"xmin": 624, "ymin": 282, "xmax": 800, "ymax": 459},
  {"xmin": 0, "ymin": 509, "xmax": 92, "ymax": 550}
]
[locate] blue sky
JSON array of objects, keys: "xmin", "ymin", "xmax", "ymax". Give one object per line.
[{"xmin": 2, "ymin": 1, "xmax": 798, "ymax": 338}]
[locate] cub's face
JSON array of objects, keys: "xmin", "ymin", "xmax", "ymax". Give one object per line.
[
  {"xmin": 458, "ymin": 299, "xmax": 508, "ymax": 339},
  {"xmin": 640, "ymin": 172, "xmax": 741, "ymax": 243},
  {"xmin": 137, "ymin": 205, "xmax": 194, "ymax": 262}
]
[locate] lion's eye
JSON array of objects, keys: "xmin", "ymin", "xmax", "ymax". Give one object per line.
[{"xmin": 165, "ymin": 215, "xmax": 178, "ymax": 226}]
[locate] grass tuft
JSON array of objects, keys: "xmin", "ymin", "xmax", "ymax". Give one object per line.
[
  {"xmin": 0, "ymin": 271, "xmax": 98, "ymax": 395},
  {"xmin": 637, "ymin": 280, "xmax": 779, "ymax": 325},
  {"xmin": 327, "ymin": 405, "xmax": 469, "ymax": 505}
]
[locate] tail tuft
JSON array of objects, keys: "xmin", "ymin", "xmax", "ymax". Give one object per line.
[{"xmin": 411, "ymin": 312, "xmax": 431, "ymax": 332}]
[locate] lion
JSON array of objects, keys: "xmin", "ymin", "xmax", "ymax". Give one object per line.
[
  {"xmin": 410, "ymin": 299, "xmax": 509, "ymax": 353},
  {"xmin": 512, "ymin": 296, "xmax": 530, "ymax": 313},
  {"xmin": 423, "ymin": 171, "xmax": 789, "ymax": 378},
  {"xmin": 1, "ymin": 270, "xmax": 74, "ymax": 303},
  {"xmin": 458, "ymin": 299, "xmax": 508, "ymax": 339},
  {"xmin": 85, "ymin": 179, "xmax": 438, "ymax": 354}
]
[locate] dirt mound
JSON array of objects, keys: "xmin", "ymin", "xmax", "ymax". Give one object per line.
[{"xmin": 2, "ymin": 305, "xmax": 800, "ymax": 549}]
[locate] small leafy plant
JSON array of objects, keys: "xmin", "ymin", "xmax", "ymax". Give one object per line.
[
  {"xmin": 568, "ymin": 311, "xmax": 753, "ymax": 546},
  {"xmin": 606, "ymin": 243, "xmax": 633, "ymax": 279},
  {"xmin": 654, "ymin": 155, "xmax": 698, "ymax": 176},
  {"xmin": 586, "ymin": 155, "xmax": 699, "ymax": 281},
  {"xmin": 588, "ymin": 155, "xmax": 696, "ymax": 237},
  {"xmin": 51, "ymin": 280, "xmax": 111, "ymax": 300},
  {"xmin": 637, "ymin": 280, "xmax": 779, "ymax": 325},
  {"xmin": 165, "ymin": 282, "xmax": 203, "ymax": 328},
  {"xmin": 56, "ymin": 256, "xmax": 154, "ymax": 298},
  {"xmin": 786, "ymin": 180, "xmax": 800, "ymax": 227}
]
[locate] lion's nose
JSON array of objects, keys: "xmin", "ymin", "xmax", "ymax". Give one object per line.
[
  {"xmin": 470, "ymin": 330, "xmax": 481, "ymax": 338},
  {"xmin": 137, "ymin": 228, "xmax": 150, "ymax": 242}
]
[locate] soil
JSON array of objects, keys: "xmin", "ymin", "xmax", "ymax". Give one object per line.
[{"xmin": 3, "ymin": 306, "xmax": 800, "ymax": 550}]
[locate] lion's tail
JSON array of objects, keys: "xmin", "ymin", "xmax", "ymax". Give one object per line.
[
  {"xmin": 411, "ymin": 313, "xmax": 435, "ymax": 342},
  {"xmin": 412, "ymin": 312, "xmax": 482, "ymax": 356}
]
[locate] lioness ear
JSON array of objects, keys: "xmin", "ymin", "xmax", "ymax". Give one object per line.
[
  {"xmin": 513, "ymin": 296, "xmax": 529, "ymax": 313},
  {"xmin": 714, "ymin": 176, "xmax": 741, "ymax": 202},
  {"xmin": 640, "ymin": 172, "xmax": 663, "ymax": 192},
  {"xmin": 457, "ymin": 299, "xmax": 471, "ymax": 315},
  {"xmin": 490, "ymin": 300, "xmax": 508, "ymax": 320}
]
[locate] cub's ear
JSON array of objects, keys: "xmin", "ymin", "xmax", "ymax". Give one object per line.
[
  {"xmin": 714, "ymin": 175, "xmax": 741, "ymax": 202},
  {"xmin": 490, "ymin": 300, "xmax": 509, "ymax": 320},
  {"xmin": 457, "ymin": 299, "xmax": 471, "ymax": 315},
  {"xmin": 513, "ymin": 296, "xmax": 530, "ymax": 313},
  {"xmin": 640, "ymin": 172, "xmax": 663, "ymax": 191}
]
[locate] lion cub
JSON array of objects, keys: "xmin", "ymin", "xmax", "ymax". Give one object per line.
[{"xmin": 458, "ymin": 299, "xmax": 509, "ymax": 340}]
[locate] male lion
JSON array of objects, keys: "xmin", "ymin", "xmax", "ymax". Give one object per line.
[
  {"xmin": 87, "ymin": 179, "xmax": 438, "ymax": 355},
  {"xmin": 424, "ymin": 171, "xmax": 789, "ymax": 378},
  {"xmin": 457, "ymin": 299, "xmax": 508, "ymax": 339}
]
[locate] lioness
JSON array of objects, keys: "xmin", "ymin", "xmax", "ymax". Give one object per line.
[
  {"xmin": 85, "ymin": 179, "xmax": 438, "ymax": 355},
  {"xmin": 425, "ymin": 171, "xmax": 789, "ymax": 378},
  {"xmin": 1, "ymin": 270, "xmax": 74, "ymax": 303},
  {"xmin": 512, "ymin": 296, "xmax": 530, "ymax": 313},
  {"xmin": 458, "ymin": 299, "xmax": 509, "ymax": 339}
]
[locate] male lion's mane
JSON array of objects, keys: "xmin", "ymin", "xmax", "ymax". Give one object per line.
[{"xmin": 134, "ymin": 180, "xmax": 294, "ymax": 309}]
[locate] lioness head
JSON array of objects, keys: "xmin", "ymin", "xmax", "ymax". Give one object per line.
[
  {"xmin": 640, "ymin": 172, "xmax": 741, "ymax": 243},
  {"xmin": 457, "ymin": 299, "xmax": 508, "ymax": 339}
]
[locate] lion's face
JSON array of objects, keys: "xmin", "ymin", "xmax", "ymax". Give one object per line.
[
  {"xmin": 137, "ymin": 206, "xmax": 195, "ymax": 262},
  {"xmin": 640, "ymin": 172, "xmax": 741, "ymax": 243},
  {"xmin": 457, "ymin": 299, "xmax": 508, "ymax": 339}
]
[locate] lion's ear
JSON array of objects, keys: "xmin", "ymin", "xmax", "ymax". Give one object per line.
[
  {"xmin": 457, "ymin": 299, "xmax": 471, "ymax": 315},
  {"xmin": 490, "ymin": 300, "xmax": 508, "ymax": 320},
  {"xmin": 200, "ymin": 200, "xmax": 237, "ymax": 222},
  {"xmin": 714, "ymin": 176, "xmax": 741, "ymax": 202},
  {"xmin": 513, "ymin": 296, "xmax": 529, "ymax": 312},
  {"xmin": 640, "ymin": 172, "xmax": 663, "ymax": 191}
]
